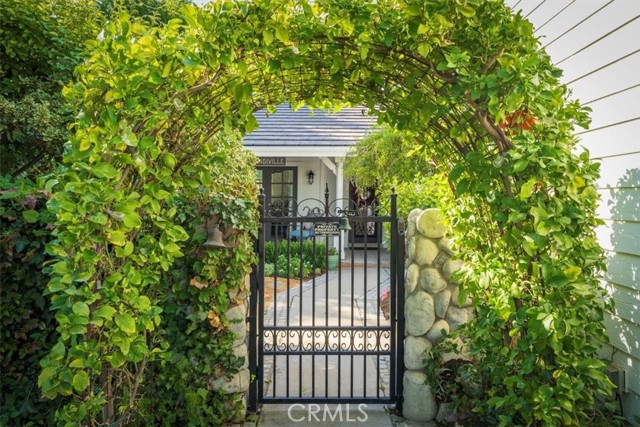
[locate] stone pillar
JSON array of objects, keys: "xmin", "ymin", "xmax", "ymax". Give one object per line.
[
  {"xmin": 402, "ymin": 208, "xmax": 473, "ymax": 422},
  {"xmin": 209, "ymin": 300, "xmax": 250, "ymax": 422}
]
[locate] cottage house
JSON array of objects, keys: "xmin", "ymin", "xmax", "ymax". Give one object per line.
[{"xmin": 243, "ymin": 104, "xmax": 378, "ymax": 252}]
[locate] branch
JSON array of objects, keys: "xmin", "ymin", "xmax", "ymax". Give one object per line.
[
  {"xmin": 481, "ymin": 48, "xmax": 504, "ymax": 74},
  {"xmin": 11, "ymin": 149, "xmax": 45, "ymax": 178},
  {"xmin": 186, "ymin": 67, "xmax": 223, "ymax": 95},
  {"xmin": 466, "ymin": 93, "xmax": 513, "ymax": 152}
]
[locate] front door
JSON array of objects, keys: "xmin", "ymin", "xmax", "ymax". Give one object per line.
[{"xmin": 348, "ymin": 183, "xmax": 380, "ymax": 247}]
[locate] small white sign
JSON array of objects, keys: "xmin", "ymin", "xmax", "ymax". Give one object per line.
[{"xmin": 314, "ymin": 223, "xmax": 340, "ymax": 236}]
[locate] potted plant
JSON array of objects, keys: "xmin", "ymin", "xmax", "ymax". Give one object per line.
[{"xmin": 327, "ymin": 247, "xmax": 339, "ymax": 270}]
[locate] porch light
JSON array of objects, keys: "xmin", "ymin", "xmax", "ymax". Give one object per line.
[{"xmin": 307, "ymin": 170, "xmax": 315, "ymax": 185}]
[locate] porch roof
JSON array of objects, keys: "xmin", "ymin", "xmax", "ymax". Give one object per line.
[{"xmin": 243, "ymin": 104, "xmax": 377, "ymax": 148}]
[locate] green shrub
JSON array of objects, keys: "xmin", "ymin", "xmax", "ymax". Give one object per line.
[
  {"xmin": 263, "ymin": 240, "xmax": 326, "ymax": 278},
  {"xmin": 264, "ymin": 262, "xmax": 275, "ymax": 276},
  {"xmin": 0, "ymin": 176, "xmax": 61, "ymax": 426}
]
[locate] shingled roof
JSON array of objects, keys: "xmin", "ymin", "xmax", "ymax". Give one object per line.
[{"xmin": 243, "ymin": 104, "xmax": 378, "ymax": 147}]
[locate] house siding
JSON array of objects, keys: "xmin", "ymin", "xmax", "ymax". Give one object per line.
[{"xmin": 506, "ymin": 0, "xmax": 640, "ymax": 422}]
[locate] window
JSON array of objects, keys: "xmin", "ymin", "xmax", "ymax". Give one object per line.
[{"xmin": 257, "ymin": 167, "xmax": 297, "ymax": 240}]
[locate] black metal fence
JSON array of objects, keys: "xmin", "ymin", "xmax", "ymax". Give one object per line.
[{"xmin": 248, "ymin": 186, "xmax": 405, "ymax": 411}]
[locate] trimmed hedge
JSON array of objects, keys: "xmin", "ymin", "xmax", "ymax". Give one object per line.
[{"xmin": 264, "ymin": 240, "xmax": 326, "ymax": 278}]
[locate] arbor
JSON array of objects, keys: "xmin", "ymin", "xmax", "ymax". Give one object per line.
[{"xmin": 35, "ymin": 0, "xmax": 614, "ymax": 425}]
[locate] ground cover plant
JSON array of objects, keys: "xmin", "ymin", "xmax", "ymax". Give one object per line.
[{"xmin": 1, "ymin": 0, "xmax": 616, "ymax": 425}]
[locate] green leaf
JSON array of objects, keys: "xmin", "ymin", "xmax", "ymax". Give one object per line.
[
  {"xmin": 92, "ymin": 163, "xmax": 120, "ymax": 179},
  {"xmin": 417, "ymin": 42, "xmax": 431, "ymax": 57},
  {"xmin": 122, "ymin": 129, "xmax": 138, "ymax": 147},
  {"xmin": 52, "ymin": 261, "xmax": 69, "ymax": 275},
  {"xmin": 541, "ymin": 313, "xmax": 554, "ymax": 331},
  {"xmin": 68, "ymin": 324, "xmax": 86, "ymax": 335},
  {"xmin": 51, "ymin": 341, "xmax": 66, "ymax": 360},
  {"xmin": 161, "ymin": 60, "xmax": 173, "ymax": 78},
  {"xmin": 148, "ymin": 70, "xmax": 163, "ymax": 84},
  {"xmin": 275, "ymin": 27, "xmax": 289, "ymax": 43},
  {"xmin": 72, "ymin": 371, "xmax": 89, "ymax": 392},
  {"xmin": 519, "ymin": 179, "xmax": 536, "ymax": 200},
  {"xmin": 38, "ymin": 367, "xmax": 57, "ymax": 388},
  {"xmin": 263, "ymin": 29, "xmax": 274, "ymax": 45},
  {"xmin": 123, "ymin": 241, "xmax": 134, "ymax": 256},
  {"xmin": 246, "ymin": 114, "xmax": 259, "ymax": 133},
  {"xmin": 72, "ymin": 301, "xmax": 90, "ymax": 317},
  {"xmin": 93, "ymin": 305, "xmax": 116, "ymax": 320},
  {"xmin": 563, "ymin": 266, "xmax": 582, "ymax": 282},
  {"xmin": 513, "ymin": 159, "xmax": 528, "ymax": 173},
  {"xmin": 183, "ymin": 54, "xmax": 200, "ymax": 68},
  {"xmin": 69, "ymin": 359, "xmax": 86, "ymax": 368},
  {"xmin": 360, "ymin": 44, "xmax": 369, "ymax": 60},
  {"xmin": 107, "ymin": 351, "xmax": 126, "ymax": 368},
  {"xmin": 161, "ymin": 153, "xmax": 177, "ymax": 169},
  {"xmin": 108, "ymin": 230, "xmax": 126, "ymax": 246},
  {"xmin": 134, "ymin": 296, "xmax": 151, "ymax": 311},
  {"xmin": 45, "ymin": 179, "xmax": 59, "ymax": 192},
  {"xmin": 460, "ymin": 6, "xmax": 476, "ymax": 18},
  {"xmin": 22, "ymin": 209, "xmax": 39, "ymax": 223},
  {"xmin": 123, "ymin": 212, "xmax": 141, "ymax": 228},
  {"xmin": 115, "ymin": 337, "xmax": 130, "ymax": 355},
  {"xmin": 449, "ymin": 165, "xmax": 464, "ymax": 181},
  {"xmin": 584, "ymin": 368, "xmax": 608, "ymax": 382},
  {"xmin": 115, "ymin": 312, "xmax": 136, "ymax": 335},
  {"xmin": 129, "ymin": 340, "xmax": 148, "ymax": 362},
  {"xmin": 89, "ymin": 213, "xmax": 107, "ymax": 224},
  {"xmin": 153, "ymin": 189, "xmax": 171, "ymax": 200},
  {"xmin": 508, "ymin": 212, "xmax": 526, "ymax": 223}
]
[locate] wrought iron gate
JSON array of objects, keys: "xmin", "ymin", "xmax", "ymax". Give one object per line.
[{"xmin": 248, "ymin": 186, "xmax": 405, "ymax": 411}]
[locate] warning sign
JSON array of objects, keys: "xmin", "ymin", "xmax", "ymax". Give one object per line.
[{"xmin": 314, "ymin": 223, "xmax": 340, "ymax": 236}]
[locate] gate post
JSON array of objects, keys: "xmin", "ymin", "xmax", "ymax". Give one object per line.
[
  {"xmin": 396, "ymin": 216, "xmax": 406, "ymax": 413},
  {"xmin": 390, "ymin": 189, "xmax": 406, "ymax": 413},
  {"xmin": 247, "ymin": 189, "xmax": 265, "ymax": 412}
]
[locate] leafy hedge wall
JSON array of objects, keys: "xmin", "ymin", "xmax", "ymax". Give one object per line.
[
  {"xmin": 130, "ymin": 148, "xmax": 258, "ymax": 425},
  {"xmin": 1, "ymin": 144, "xmax": 258, "ymax": 426},
  {"xmin": 0, "ymin": 177, "xmax": 60, "ymax": 426}
]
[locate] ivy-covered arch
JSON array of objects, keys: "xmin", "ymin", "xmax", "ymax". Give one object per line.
[{"xmin": 41, "ymin": 0, "xmax": 613, "ymax": 425}]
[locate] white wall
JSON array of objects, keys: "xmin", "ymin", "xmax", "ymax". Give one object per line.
[
  {"xmin": 285, "ymin": 158, "xmax": 323, "ymax": 203},
  {"xmin": 506, "ymin": 0, "xmax": 640, "ymax": 422}
]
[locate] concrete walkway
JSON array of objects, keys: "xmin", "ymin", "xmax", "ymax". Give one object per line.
[
  {"xmin": 256, "ymin": 250, "xmax": 396, "ymax": 426},
  {"xmin": 256, "ymin": 404, "xmax": 393, "ymax": 426}
]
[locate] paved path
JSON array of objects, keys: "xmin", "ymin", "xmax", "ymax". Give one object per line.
[{"xmin": 257, "ymin": 404, "xmax": 393, "ymax": 426}]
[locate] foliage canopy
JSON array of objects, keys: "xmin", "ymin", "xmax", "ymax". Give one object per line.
[{"xmin": 0, "ymin": 0, "xmax": 187, "ymax": 177}]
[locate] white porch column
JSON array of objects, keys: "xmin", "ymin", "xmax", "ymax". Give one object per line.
[{"xmin": 335, "ymin": 158, "xmax": 345, "ymax": 259}]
